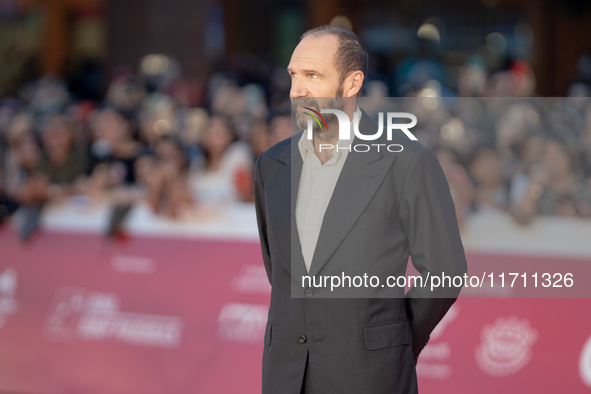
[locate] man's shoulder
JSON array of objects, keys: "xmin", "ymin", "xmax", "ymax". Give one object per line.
[
  {"xmin": 359, "ymin": 114, "xmax": 432, "ymax": 159},
  {"xmin": 395, "ymin": 137, "xmax": 433, "ymax": 160},
  {"xmin": 359, "ymin": 110, "xmax": 428, "ymax": 152},
  {"xmin": 257, "ymin": 132, "xmax": 302, "ymax": 165},
  {"xmin": 355, "ymin": 113, "xmax": 440, "ymax": 181}
]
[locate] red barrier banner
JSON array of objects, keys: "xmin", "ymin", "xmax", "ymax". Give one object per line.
[
  {"xmin": 0, "ymin": 227, "xmax": 269, "ymax": 394},
  {"xmin": 1, "ymin": 225, "xmax": 591, "ymax": 393}
]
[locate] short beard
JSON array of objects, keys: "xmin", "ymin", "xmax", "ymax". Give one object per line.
[{"xmin": 293, "ymin": 84, "xmax": 346, "ymax": 132}]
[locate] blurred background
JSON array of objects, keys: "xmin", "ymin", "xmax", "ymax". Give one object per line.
[
  {"xmin": 1, "ymin": 0, "xmax": 591, "ymax": 393},
  {"xmin": 1, "ymin": 0, "xmax": 591, "ymax": 228}
]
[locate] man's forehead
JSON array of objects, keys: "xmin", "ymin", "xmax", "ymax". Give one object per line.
[{"xmin": 288, "ymin": 34, "xmax": 338, "ymax": 69}]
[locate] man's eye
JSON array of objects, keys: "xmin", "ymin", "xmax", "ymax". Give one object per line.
[
  {"xmin": 309, "ymin": 74, "xmax": 317, "ymax": 79},
  {"xmin": 291, "ymin": 73, "xmax": 297, "ymax": 78}
]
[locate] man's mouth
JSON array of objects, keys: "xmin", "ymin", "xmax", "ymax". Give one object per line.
[{"xmin": 292, "ymin": 99, "xmax": 319, "ymax": 110}]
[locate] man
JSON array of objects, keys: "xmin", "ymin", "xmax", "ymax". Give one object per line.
[{"xmin": 254, "ymin": 25, "xmax": 467, "ymax": 394}]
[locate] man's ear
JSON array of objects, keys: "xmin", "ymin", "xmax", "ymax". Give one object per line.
[{"xmin": 344, "ymin": 71, "xmax": 365, "ymax": 97}]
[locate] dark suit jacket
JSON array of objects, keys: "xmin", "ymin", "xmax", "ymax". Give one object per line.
[{"xmin": 254, "ymin": 111, "xmax": 467, "ymax": 394}]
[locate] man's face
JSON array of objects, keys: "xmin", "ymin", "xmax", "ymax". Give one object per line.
[{"xmin": 288, "ymin": 34, "xmax": 345, "ymax": 131}]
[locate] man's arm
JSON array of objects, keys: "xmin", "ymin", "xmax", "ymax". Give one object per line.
[
  {"xmin": 399, "ymin": 146, "xmax": 468, "ymax": 359},
  {"xmin": 253, "ymin": 155, "xmax": 272, "ymax": 284}
]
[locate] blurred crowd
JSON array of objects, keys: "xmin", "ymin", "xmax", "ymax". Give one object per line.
[
  {"xmin": 410, "ymin": 95, "xmax": 591, "ymax": 228},
  {"xmin": 1, "ymin": 50, "xmax": 591, "ymax": 239}
]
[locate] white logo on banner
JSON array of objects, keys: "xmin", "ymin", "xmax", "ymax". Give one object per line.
[
  {"xmin": 476, "ymin": 316, "xmax": 537, "ymax": 376},
  {"xmin": 217, "ymin": 303, "xmax": 268, "ymax": 343},
  {"xmin": 417, "ymin": 304, "xmax": 459, "ymax": 379},
  {"xmin": 111, "ymin": 255, "xmax": 156, "ymax": 274},
  {"xmin": 231, "ymin": 266, "xmax": 271, "ymax": 293},
  {"xmin": 0, "ymin": 267, "xmax": 18, "ymax": 329},
  {"xmin": 580, "ymin": 335, "xmax": 591, "ymax": 388},
  {"xmin": 44, "ymin": 287, "xmax": 183, "ymax": 348}
]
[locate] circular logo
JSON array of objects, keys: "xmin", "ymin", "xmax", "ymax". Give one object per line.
[
  {"xmin": 580, "ymin": 335, "xmax": 591, "ymax": 388},
  {"xmin": 475, "ymin": 316, "xmax": 537, "ymax": 376}
]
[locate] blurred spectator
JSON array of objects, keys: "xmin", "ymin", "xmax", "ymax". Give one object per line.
[
  {"xmin": 104, "ymin": 74, "xmax": 147, "ymax": 118},
  {"xmin": 138, "ymin": 93, "xmax": 177, "ymax": 148},
  {"xmin": 87, "ymin": 107, "xmax": 140, "ymax": 191},
  {"xmin": 188, "ymin": 115, "xmax": 253, "ymax": 204},
  {"xmin": 458, "ymin": 56, "xmax": 487, "ymax": 97},
  {"xmin": 0, "ymin": 188, "xmax": 17, "ymax": 223},
  {"xmin": 3, "ymin": 126, "xmax": 41, "ymax": 207},
  {"xmin": 468, "ymin": 147, "xmax": 508, "ymax": 211},
  {"xmin": 21, "ymin": 78, "xmax": 71, "ymax": 116},
  {"xmin": 513, "ymin": 137, "xmax": 591, "ymax": 223},
  {"xmin": 435, "ymin": 147, "xmax": 474, "ymax": 229},
  {"xmin": 509, "ymin": 132, "xmax": 544, "ymax": 207},
  {"xmin": 176, "ymin": 107, "xmax": 207, "ymax": 165},
  {"xmin": 494, "ymin": 101, "xmax": 539, "ymax": 180},
  {"xmin": 487, "ymin": 59, "xmax": 535, "ymax": 97},
  {"xmin": 269, "ymin": 114, "xmax": 292, "ymax": 146},
  {"xmin": 580, "ymin": 102, "xmax": 591, "ymax": 176},
  {"xmin": 139, "ymin": 136, "xmax": 193, "ymax": 218},
  {"xmin": 38, "ymin": 114, "xmax": 87, "ymax": 187},
  {"xmin": 3, "ymin": 112, "xmax": 86, "ymax": 239},
  {"xmin": 250, "ymin": 119, "xmax": 271, "ymax": 160}
]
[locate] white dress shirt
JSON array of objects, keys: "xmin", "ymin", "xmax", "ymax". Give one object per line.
[{"xmin": 295, "ymin": 109, "xmax": 359, "ymax": 272}]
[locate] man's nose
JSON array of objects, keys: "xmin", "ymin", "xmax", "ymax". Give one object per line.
[{"xmin": 290, "ymin": 79, "xmax": 308, "ymax": 98}]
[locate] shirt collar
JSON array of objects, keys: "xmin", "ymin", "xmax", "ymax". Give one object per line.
[{"xmin": 298, "ymin": 106, "xmax": 361, "ymax": 166}]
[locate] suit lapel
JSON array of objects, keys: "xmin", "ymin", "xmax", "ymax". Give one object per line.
[
  {"xmin": 267, "ymin": 132, "xmax": 308, "ymax": 280},
  {"xmin": 289, "ymin": 136, "xmax": 309, "ymax": 280}
]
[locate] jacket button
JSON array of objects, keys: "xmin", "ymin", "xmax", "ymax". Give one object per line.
[
  {"xmin": 304, "ymin": 288, "xmax": 314, "ymax": 298},
  {"xmin": 298, "ymin": 335, "xmax": 307, "ymax": 344}
]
